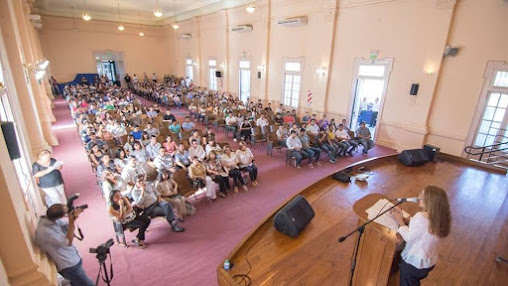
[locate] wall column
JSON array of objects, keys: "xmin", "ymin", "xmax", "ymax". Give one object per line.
[
  {"xmin": 12, "ymin": 0, "xmax": 58, "ymax": 146},
  {"xmin": 0, "ymin": 0, "xmax": 51, "ymax": 157}
]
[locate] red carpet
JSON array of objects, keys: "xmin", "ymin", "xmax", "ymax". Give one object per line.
[{"xmin": 50, "ymin": 98, "xmax": 396, "ymax": 285}]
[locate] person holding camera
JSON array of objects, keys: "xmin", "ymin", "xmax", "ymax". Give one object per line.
[{"xmin": 35, "ymin": 204, "xmax": 94, "ymax": 286}]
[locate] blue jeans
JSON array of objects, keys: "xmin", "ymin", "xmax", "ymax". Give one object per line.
[
  {"xmin": 292, "ymin": 150, "xmax": 310, "ymax": 166},
  {"xmin": 303, "ymin": 147, "xmax": 321, "ymax": 163},
  {"xmin": 358, "ymin": 139, "xmax": 374, "ymax": 154},
  {"xmin": 59, "ymin": 259, "xmax": 94, "ymax": 286}
]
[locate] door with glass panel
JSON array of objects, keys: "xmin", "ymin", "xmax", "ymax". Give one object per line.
[
  {"xmin": 350, "ymin": 63, "xmax": 390, "ymax": 139},
  {"xmin": 239, "ymin": 60, "xmax": 251, "ymax": 103}
]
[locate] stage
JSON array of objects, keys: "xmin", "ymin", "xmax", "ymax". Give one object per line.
[{"xmin": 217, "ymin": 154, "xmax": 508, "ymax": 286}]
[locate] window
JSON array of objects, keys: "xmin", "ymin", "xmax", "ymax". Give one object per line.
[
  {"xmin": 358, "ymin": 65, "xmax": 385, "ymax": 77},
  {"xmin": 493, "ymin": 71, "xmax": 508, "ymax": 88},
  {"xmin": 474, "ymin": 92, "xmax": 508, "ymax": 146},
  {"xmin": 283, "ymin": 59, "xmax": 304, "ymax": 108},
  {"xmin": 239, "ymin": 60, "xmax": 251, "ymax": 102},
  {"xmin": 186, "ymin": 58, "xmax": 193, "ymax": 81},
  {"xmin": 472, "ymin": 64, "xmax": 508, "ymax": 148},
  {"xmin": 209, "ymin": 59, "xmax": 217, "ymax": 91}
]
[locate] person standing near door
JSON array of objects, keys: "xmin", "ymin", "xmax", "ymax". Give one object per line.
[{"xmin": 371, "ymin": 97, "xmax": 380, "ymax": 127}]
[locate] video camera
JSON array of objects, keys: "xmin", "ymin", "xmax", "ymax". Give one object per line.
[
  {"xmin": 89, "ymin": 238, "xmax": 114, "ymax": 255},
  {"xmin": 90, "ymin": 238, "xmax": 114, "ymax": 262},
  {"xmin": 67, "ymin": 193, "xmax": 88, "ymax": 213}
]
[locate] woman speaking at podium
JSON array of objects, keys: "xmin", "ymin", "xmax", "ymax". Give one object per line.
[{"xmin": 391, "ymin": 185, "xmax": 451, "ymax": 286}]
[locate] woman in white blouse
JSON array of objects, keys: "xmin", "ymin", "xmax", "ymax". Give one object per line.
[
  {"xmin": 235, "ymin": 141, "xmax": 258, "ymax": 187},
  {"xmin": 391, "ymin": 185, "xmax": 451, "ymax": 286}
]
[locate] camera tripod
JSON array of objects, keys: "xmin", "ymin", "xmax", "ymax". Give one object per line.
[{"xmin": 94, "ymin": 252, "xmax": 113, "ymax": 286}]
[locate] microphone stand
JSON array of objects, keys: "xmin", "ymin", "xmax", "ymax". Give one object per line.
[{"xmin": 338, "ymin": 200, "xmax": 404, "ymax": 286}]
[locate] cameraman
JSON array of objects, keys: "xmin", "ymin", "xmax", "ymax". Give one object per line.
[{"xmin": 35, "ymin": 204, "xmax": 94, "ymax": 286}]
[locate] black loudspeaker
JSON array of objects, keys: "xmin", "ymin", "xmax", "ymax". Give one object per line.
[
  {"xmin": 398, "ymin": 149, "xmax": 429, "ymax": 166},
  {"xmin": 423, "ymin": 144, "xmax": 440, "ymax": 161},
  {"xmin": 273, "ymin": 195, "xmax": 314, "ymax": 238},
  {"xmin": 410, "ymin": 83, "xmax": 419, "ymax": 96},
  {"xmin": 1, "ymin": 122, "xmax": 21, "ymax": 160},
  {"xmin": 215, "ymin": 71, "xmax": 222, "ymax": 78},
  {"xmin": 257, "ymin": 71, "xmax": 261, "ymax": 79}
]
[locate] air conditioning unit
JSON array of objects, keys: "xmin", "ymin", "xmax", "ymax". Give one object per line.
[
  {"xmin": 277, "ymin": 16, "xmax": 307, "ymax": 26},
  {"xmin": 231, "ymin": 25, "xmax": 253, "ymax": 33},
  {"xmin": 180, "ymin": 33, "xmax": 192, "ymax": 39},
  {"xmin": 29, "ymin": 14, "xmax": 41, "ymax": 22},
  {"xmin": 33, "ymin": 22, "xmax": 43, "ymax": 29}
]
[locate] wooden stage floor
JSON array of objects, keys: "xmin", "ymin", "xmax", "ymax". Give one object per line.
[{"xmin": 217, "ymin": 154, "xmax": 508, "ymax": 286}]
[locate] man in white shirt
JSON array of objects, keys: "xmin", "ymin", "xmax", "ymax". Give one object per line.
[
  {"xmin": 225, "ymin": 113, "xmax": 239, "ymax": 142},
  {"xmin": 335, "ymin": 124, "xmax": 358, "ymax": 156},
  {"xmin": 145, "ymin": 135, "xmax": 161, "ymax": 160},
  {"xmin": 305, "ymin": 119, "xmax": 320, "ymax": 136},
  {"xmin": 256, "ymin": 114, "xmax": 269, "ymax": 128},
  {"xmin": 153, "ymin": 147, "xmax": 176, "ymax": 174},
  {"xmin": 188, "ymin": 139, "xmax": 206, "ymax": 161},
  {"xmin": 109, "ymin": 121, "xmax": 127, "ymax": 139},
  {"xmin": 121, "ymin": 156, "xmax": 146, "ymax": 184},
  {"xmin": 275, "ymin": 103, "xmax": 284, "ymax": 114},
  {"xmin": 286, "ymin": 130, "xmax": 310, "ymax": 169},
  {"xmin": 276, "ymin": 124, "xmax": 289, "ymax": 146}
]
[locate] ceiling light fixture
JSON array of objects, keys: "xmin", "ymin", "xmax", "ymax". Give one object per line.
[
  {"xmin": 117, "ymin": 3, "xmax": 125, "ymax": 31},
  {"xmin": 82, "ymin": 11, "xmax": 91, "ymax": 21},
  {"xmin": 138, "ymin": 11, "xmax": 144, "ymax": 37},
  {"xmin": 81, "ymin": 0, "xmax": 91, "ymax": 21},
  {"xmin": 246, "ymin": 3, "xmax": 256, "ymax": 14},
  {"xmin": 154, "ymin": 0, "xmax": 163, "ymax": 17},
  {"xmin": 171, "ymin": 0, "xmax": 179, "ymax": 29}
]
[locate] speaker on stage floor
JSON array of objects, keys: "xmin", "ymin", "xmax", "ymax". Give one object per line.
[
  {"xmin": 273, "ymin": 195, "xmax": 314, "ymax": 238},
  {"xmin": 1, "ymin": 122, "xmax": 21, "ymax": 160},
  {"xmin": 423, "ymin": 144, "xmax": 440, "ymax": 161},
  {"xmin": 398, "ymin": 149, "xmax": 429, "ymax": 166}
]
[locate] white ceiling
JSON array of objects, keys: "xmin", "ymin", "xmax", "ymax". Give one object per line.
[{"xmin": 32, "ymin": 0, "xmax": 254, "ymax": 26}]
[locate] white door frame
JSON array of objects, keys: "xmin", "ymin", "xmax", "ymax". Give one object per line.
[
  {"xmin": 239, "ymin": 57, "xmax": 252, "ymax": 102},
  {"xmin": 347, "ymin": 57, "xmax": 394, "ymax": 142},
  {"xmin": 462, "ymin": 60, "xmax": 508, "ymax": 156}
]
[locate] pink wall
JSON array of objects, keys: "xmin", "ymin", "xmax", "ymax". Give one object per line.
[
  {"xmin": 427, "ymin": 0, "xmax": 508, "ymax": 155},
  {"xmin": 38, "ymin": 16, "xmax": 172, "ymax": 83},
  {"xmin": 38, "ymin": 0, "xmax": 508, "ymax": 156}
]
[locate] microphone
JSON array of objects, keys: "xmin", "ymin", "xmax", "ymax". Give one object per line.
[{"xmin": 396, "ymin": 197, "xmax": 419, "ymax": 203}]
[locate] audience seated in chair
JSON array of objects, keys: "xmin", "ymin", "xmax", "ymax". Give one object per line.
[{"xmin": 130, "ymin": 175, "xmax": 185, "ymax": 232}]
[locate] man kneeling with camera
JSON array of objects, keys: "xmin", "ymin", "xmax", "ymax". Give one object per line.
[{"xmin": 35, "ymin": 204, "xmax": 94, "ymax": 286}]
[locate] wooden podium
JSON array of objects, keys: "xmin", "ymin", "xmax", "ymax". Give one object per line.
[{"xmin": 351, "ymin": 193, "xmax": 411, "ymax": 286}]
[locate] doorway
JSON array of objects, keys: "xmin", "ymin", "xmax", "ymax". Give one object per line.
[
  {"xmin": 94, "ymin": 51, "xmax": 125, "ymax": 86},
  {"xmin": 101, "ymin": 61, "xmax": 117, "ymax": 82},
  {"xmin": 349, "ymin": 58, "xmax": 393, "ymax": 140},
  {"xmin": 239, "ymin": 60, "xmax": 251, "ymax": 103}
]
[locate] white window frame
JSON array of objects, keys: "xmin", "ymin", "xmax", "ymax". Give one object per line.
[
  {"xmin": 208, "ymin": 59, "xmax": 217, "ymax": 91},
  {"xmin": 239, "ymin": 58, "xmax": 252, "ymax": 103},
  {"xmin": 464, "ymin": 61, "xmax": 508, "ymax": 153},
  {"xmin": 185, "ymin": 57, "xmax": 194, "ymax": 81},
  {"xmin": 282, "ymin": 57, "xmax": 305, "ymax": 108}
]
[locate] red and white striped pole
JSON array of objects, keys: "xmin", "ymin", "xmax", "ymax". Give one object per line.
[{"xmin": 307, "ymin": 90, "xmax": 312, "ymax": 106}]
